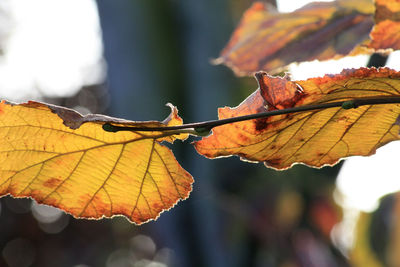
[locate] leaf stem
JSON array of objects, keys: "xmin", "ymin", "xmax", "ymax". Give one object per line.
[{"xmin": 103, "ymin": 96, "xmax": 400, "ymax": 134}]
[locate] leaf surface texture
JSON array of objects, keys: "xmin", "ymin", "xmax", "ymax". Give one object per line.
[
  {"xmin": 195, "ymin": 68, "xmax": 400, "ymax": 170},
  {"xmin": 216, "ymin": 0, "xmax": 375, "ymax": 75},
  {"xmin": 0, "ymin": 101, "xmax": 193, "ymax": 224},
  {"xmin": 369, "ymin": 0, "xmax": 400, "ymax": 50}
]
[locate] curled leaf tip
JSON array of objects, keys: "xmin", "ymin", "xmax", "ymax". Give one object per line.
[
  {"xmin": 163, "ymin": 103, "xmax": 182, "ymax": 125},
  {"xmin": 255, "ymin": 71, "xmax": 306, "ymax": 110}
]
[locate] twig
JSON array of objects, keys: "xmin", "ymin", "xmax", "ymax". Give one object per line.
[{"xmin": 102, "ymin": 96, "xmax": 400, "ymax": 136}]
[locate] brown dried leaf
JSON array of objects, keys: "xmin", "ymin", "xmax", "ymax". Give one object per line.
[
  {"xmin": 216, "ymin": 0, "xmax": 375, "ymax": 75},
  {"xmin": 369, "ymin": 0, "xmax": 400, "ymax": 50}
]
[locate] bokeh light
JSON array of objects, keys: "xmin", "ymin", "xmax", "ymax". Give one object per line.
[
  {"xmin": 4, "ymin": 197, "xmax": 31, "ymax": 214},
  {"xmin": 130, "ymin": 235, "xmax": 157, "ymax": 259},
  {"xmin": 37, "ymin": 214, "xmax": 70, "ymax": 235},
  {"xmin": 288, "ymin": 55, "xmax": 369, "ymax": 80},
  {"xmin": 106, "ymin": 248, "xmax": 135, "ymax": 267},
  {"xmin": 337, "ymin": 141, "xmax": 400, "ymax": 212},
  {"xmin": 2, "ymin": 238, "xmax": 35, "ymax": 267},
  {"xmin": 0, "ymin": 0, "xmax": 104, "ymax": 101},
  {"xmin": 278, "ymin": 0, "xmax": 333, "ymax": 12},
  {"xmin": 105, "ymin": 234, "xmax": 172, "ymax": 267},
  {"xmin": 31, "ymin": 201, "xmax": 70, "ymax": 234},
  {"xmin": 31, "ymin": 202, "xmax": 63, "ymax": 224}
]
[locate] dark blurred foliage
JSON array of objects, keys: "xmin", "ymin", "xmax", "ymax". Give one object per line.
[
  {"xmin": 350, "ymin": 192, "xmax": 400, "ymax": 267},
  {"xmin": 0, "ymin": 1, "xmax": 370, "ymax": 266}
]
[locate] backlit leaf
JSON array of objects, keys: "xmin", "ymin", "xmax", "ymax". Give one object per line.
[
  {"xmin": 216, "ymin": 0, "xmax": 375, "ymax": 75},
  {"xmin": 369, "ymin": 0, "xmax": 400, "ymax": 50},
  {"xmin": 195, "ymin": 67, "xmax": 400, "ymax": 170},
  {"xmin": 0, "ymin": 101, "xmax": 193, "ymax": 224}
]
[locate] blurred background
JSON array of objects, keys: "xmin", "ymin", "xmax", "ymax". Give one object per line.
[{"xmin": 1, "ymin": 0, "xmax": 400, "ymax": 266}]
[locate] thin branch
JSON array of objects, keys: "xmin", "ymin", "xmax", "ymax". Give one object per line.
[{"xmin": 102, "ymin": 96, "xmax": 400, "ymax": 135}]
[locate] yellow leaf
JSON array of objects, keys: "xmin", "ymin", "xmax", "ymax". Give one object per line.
[
  {"xmin": 0, "ymin": 101, "xmax": 193, "ymax": 224},
  {"xmin": 195, "ymin": 67, "xmax": 400, "ymax": 170}
]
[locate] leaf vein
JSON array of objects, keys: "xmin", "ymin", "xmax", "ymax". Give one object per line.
[
  {"xmin": 154, "ymin": 148, "xmax": 183, "ymax": 199},
  {"xmin": 79, "ymin": 144, "xmax": 126, "ymax": 217},
  {"xmin": 130, "ymin": 140, "xmax": 155, "ymax": 219}
]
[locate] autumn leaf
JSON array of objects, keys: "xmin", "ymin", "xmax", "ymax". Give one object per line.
[
  {"xmin": 0, "ymin": 101, "xmax": 193, "ymax": 224},
  {"xmin": 195, "ymin": 67, "xmax": 400, "ymax": 170},
  {"xmin": 215, "ymin": 0, "xmax": 375, "ymax": 75},
  {"xmin": 369, "ymin": 0, "xmax": 400, "ymax": 50}
]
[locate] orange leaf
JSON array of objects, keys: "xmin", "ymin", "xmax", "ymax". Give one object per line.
[
  {"xmin": 216, "ymin": 0, "xmax": 375, "ymax": 75},
  {"xmin": 195, "ymin": 67, "xmax": 400, "ymax": 170},
  {"xmin": 369, "ymin": 0, "xmax": 400, "ymax": 50},
  {"xmin": 0, "ymin": 101, "xmax": 193, "ymax": 224}
]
